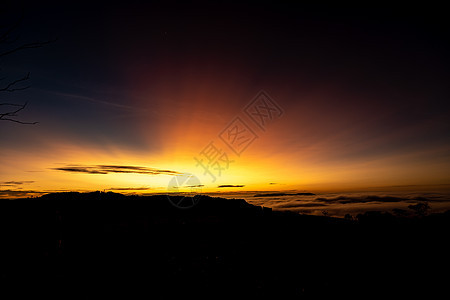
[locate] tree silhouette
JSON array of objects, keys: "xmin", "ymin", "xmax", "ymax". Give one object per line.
[{"xmin": 0, "ymin": 13, "xmax": 55, "ymax": 124}]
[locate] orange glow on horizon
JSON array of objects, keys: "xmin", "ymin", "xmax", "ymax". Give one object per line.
[{"xmin": 2, "ymin": 69, "xmax": 450, "ymax": 199}]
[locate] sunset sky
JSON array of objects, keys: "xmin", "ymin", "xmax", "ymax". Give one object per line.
[{"xmin": 1, "ymin": 2, "xmax": 449, "ymax": 198}]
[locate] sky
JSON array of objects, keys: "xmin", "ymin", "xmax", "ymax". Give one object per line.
[{"xmin": 1, "ymin": 1, "xmax": 449, "ymax": 198}]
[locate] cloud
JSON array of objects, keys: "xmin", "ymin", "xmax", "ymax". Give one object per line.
[
  {"xmin": 313, "ymin": 195, "xmax": 449, "ymax": 205},
  {"xmin": 52, "ymin": 164, "xmax": 180, "ymax": 175},
  {"xmin": 314, "ymin": 195, "xmax": 406, "ymax": 204},
  {"xmin": 274, "ymin": 202, "xmax": 328, "ymax": 208},
  {"xmin": 255, "ymin": 192, "xmax": 315, "ymax": 197},
  {"xmin": 108, "ymin": 187, "xmax": 152, "ymax": 191},
  {"xmin": 46, "ymin": 91, "xmax": 143, "ymax": 112},
  {"xmin": 0, "ymin": 189, "xmax": 45, "ymax": 198},
  {"xmin": 217, "ymin": 185, "xmax": 245, "ymax": 188},
  {"xmin": 247, "ymin": 192, "xmax": 450, "ymax": 217},
  {"xmin": 0, "ymin": 181, "xmax": 35, "ymax": 186}
]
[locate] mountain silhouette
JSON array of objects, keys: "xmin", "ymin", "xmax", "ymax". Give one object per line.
[{"xmin": 2, "ymin": 192, "xmax": 449, "ymax": 299}]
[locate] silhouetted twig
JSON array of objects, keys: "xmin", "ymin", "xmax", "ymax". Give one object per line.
[
  {"xmin": 0, "ymin": 102, "xmax": 38, "ymax": 124},
  {"xmin": 0, "ymin": 14, "xmax": 56, "ymax": 125},
  {"xmin": 0, "ymin": 72, "xmax": 30, "ymax": 92},
  {"xmin": 0, "ymin": 38, "xmax": 57, "ymax": 58}
]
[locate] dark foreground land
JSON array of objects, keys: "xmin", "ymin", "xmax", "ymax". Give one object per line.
[{"xmin": 1, "ymin": 192, "xmax": 449, "ymax": 299}]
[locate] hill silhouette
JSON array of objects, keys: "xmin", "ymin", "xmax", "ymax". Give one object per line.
[{"xmin": 1, "ymin": 192, "xmax": 449, "ymax": 299}]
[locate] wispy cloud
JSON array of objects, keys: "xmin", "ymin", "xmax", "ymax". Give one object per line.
[
  {"xmin": 0, "ymin": 181, "xmax": 35, "ymax": 186},
  {"xmin": 46, "ymin": 90, "xmax": 143, "ymax": 112},
  {"xmin": 314, "ymin": 195, "xmax": 447, "ymax": 204},
  {"xmin": 0, "ymin": 190, "xmax": 45, "ymax": 198},
  {"xmin": 108, "ymin": 187, "xmax": 152, "ymax": 191},
  {"xmin": 247, "ymin": 192, "xmax": 450, "ymax": 217},
  {"xmin": 274, "ymin": 202, "xmax": 328, "ymax": 209},
  {"xmin": 52, "ymin": 164, "xmax": 180, "ymax": 175},
  {"xmin": 217, "ymin": 185, "xmax": 245, "ymax": 188}
]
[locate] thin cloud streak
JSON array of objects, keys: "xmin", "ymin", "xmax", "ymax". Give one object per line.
[
  {"xmin": 0, "ymin": 181, "xmax": 35, "ymax": 186},
  {"xmin": 218, "ymin": 185, "xmax": 245, "ymax": 188},
  {"xmin": 108, "ymin": 187, "xmax": 152, "ymax": 191},
  {"xmin": 0, "ymin": 190, "xmax": 46, "ymax": 198},
  {"xmin": 45, "ymin": 90, "xmax": 144, "ymax": 112},
  {"xmin": 52, "ymin": 164, "xmax": 180, "ymax": 175}
]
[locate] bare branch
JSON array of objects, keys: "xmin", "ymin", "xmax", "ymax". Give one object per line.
[
  {"xmin": 0, "ymin": 103, "xmax": 24, "ymax": 106},
  {"xmin": 0, "ymin": 15, "xmax": 56, "ymax": 126},
  {"xmin": 0, "ymin": 102, "xmax": 38, "ymax": 125},
  {"xmin": 0, "ymin": 117, "xmax": 38, "ymax": 125},
  {"xmin": 0, "ymin": 38, "xmax": 57, "ymax": 58},
  {"xmin": 0, "ymin": 15, "xmax": 23, "ymax": 44},
  {"xmin": 0, "ymin": 72, "xmax": 30, "ymax": 92}
]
